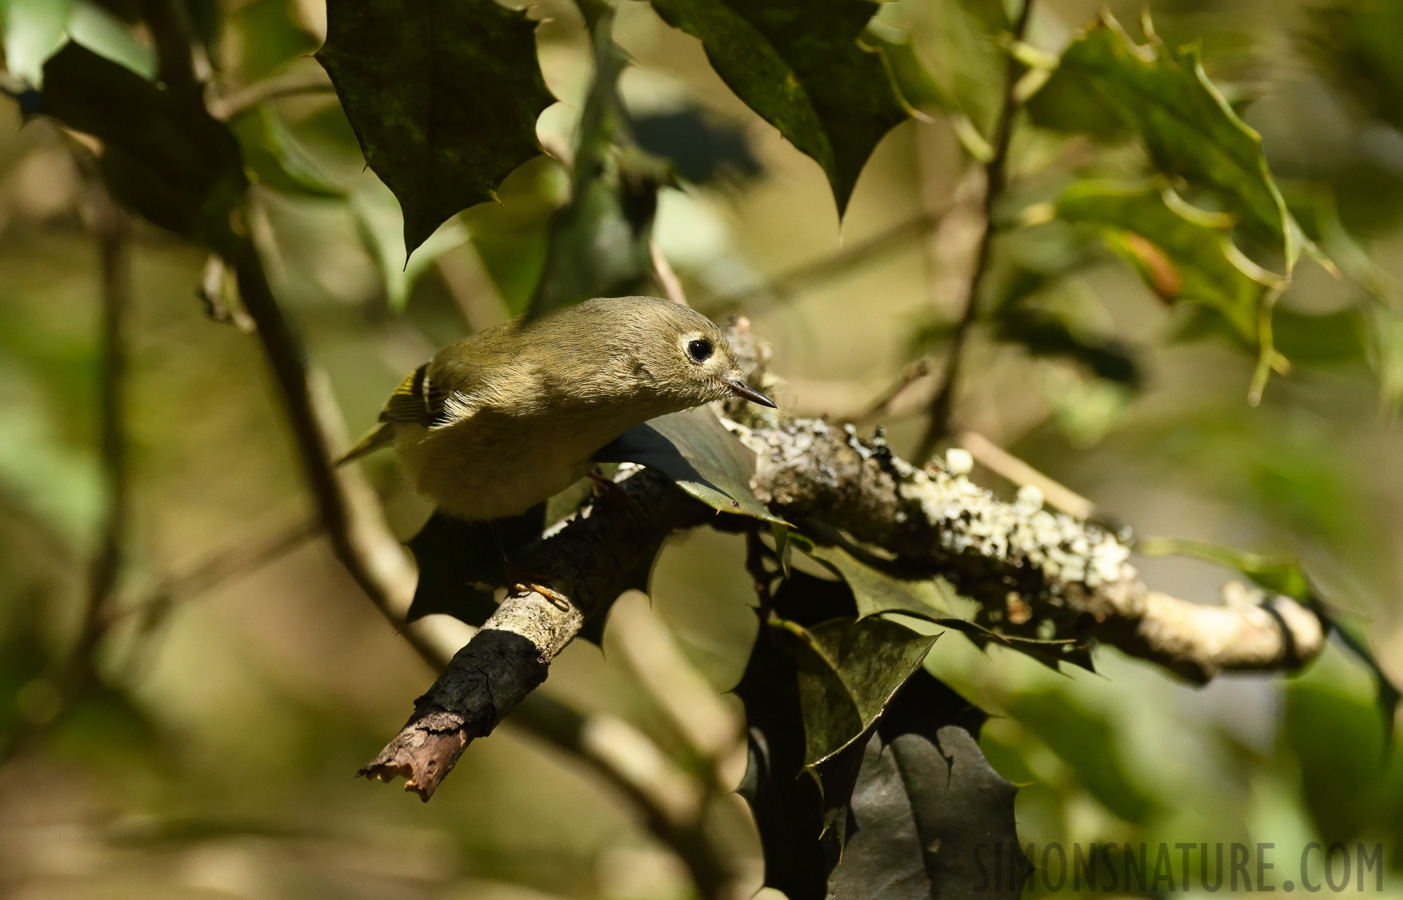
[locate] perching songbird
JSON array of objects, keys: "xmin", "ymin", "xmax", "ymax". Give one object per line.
[{"xmin": 338, "ymin": 295, "xmax": 775, "ymax": 521}]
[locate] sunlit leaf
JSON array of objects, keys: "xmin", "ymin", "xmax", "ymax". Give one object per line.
[
  {"xmin": 0, "ymin": 0, "xmax": 72, "ymax": 86},
  {"xmin": 648, "ymin": 0, "xmax": 907, "ymax": 217},
  {"xmin": 1042, "ymin": 13, "xmax": 1323, "ymax": 274},
  {"xmin": 316, "ymin": 0, "xmax": 553, "ymax": 257},
  {"xmin": 1056, "ymin": 179, "xmax": 1281, "ymax": 342},
  {"xmin": 230, "ymin": 105, "xmax": 343, "ymax": 199},
  {"xmin": 597, "ymin": 407, "xmax": 784, "ymax": 524}
]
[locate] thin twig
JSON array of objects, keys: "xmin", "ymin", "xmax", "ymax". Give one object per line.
[
  {"xmin": 956, "ymin": 431, "xmax": 1097, "ymax": 520},
  {"xmin": 853, "ymin": 358, "xmax": 933, "ymax": 424},
  {"xmin": 915, "ymin": 0, "xmax": 1038, "ymax": 461},
  {"xmin": 68, "ymin": 181, "xmax": 132, "ymax": 690},
  {"xmin": 712, "ymin": 209, "xmax": 944, "ymax": 313},
  {"xmin": 211, "ymin": 73, "xmax": 337, "ymax": 120}
]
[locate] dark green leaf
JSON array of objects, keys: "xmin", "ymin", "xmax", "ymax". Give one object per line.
[
  {"xmin": 830, "ymin": 671, "xmax": 1028, "ymax": 900},
  {"xmin": 734, "ymin": 614, "xmax": 833, "ymax": 900},
  {"xmin": 597, "ymin": 407, "xmax": 784, "ymax": 523},
  {"xmin": 39, "ymin": 41, "xmax": 247, "ymax": 257},
  {"xmin": 316, "ymin": 0, "xmax": 553, "ymax": 257},
  {"xmin": 404, "ymin": 507, "xmax": 547, "ymax": 627},
  {"xmin": 1056, "ymin": 179, "xmax": 1281, "ymax": 343},
  {"xmin": 736, "ymin": 628, "xmax": 1025, "ymax": 900},
  {"xmin": 648, "ymin": 0, "xmax": 907, "ymax": 216},
  {"xmin": 1044, "ymin": 13, "xmax": 1323, "ymax": 274},
  {"xmin": 404, "ymin": 513, "xmax": 503, "ymax": 626},
  {"xmin": 771, "ymin": 614, "xmax": 937, "ymax": 767}
]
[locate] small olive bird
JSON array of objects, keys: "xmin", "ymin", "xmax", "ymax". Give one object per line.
[{"xmin": 338, "ymin": 295, "xmax": 775, "ymax": 520}]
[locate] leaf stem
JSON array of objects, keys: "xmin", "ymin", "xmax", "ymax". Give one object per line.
[{"xmin": 914, "ymin": 0, "xmax": 1037, "ymax": 462}]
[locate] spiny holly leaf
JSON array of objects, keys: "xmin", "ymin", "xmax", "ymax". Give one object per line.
[
  {"xmin": 1042, "ymin": 13, "xmax": 1325, "ymax": 275},
  {"xmin": 1056, "ymin": 179, "xmax": 1282, "ymax": 343},
  {"xmin": 39, "ymin": 41, "xmax": 247, "ymax": 258},
  {"xmin": 404, "ymin": 506, "xmax": 548, "ymax": 627},
  {"xmin": 736, "ymin": 623, "xmax": 1026, "ymax": 900},
  {"xmin": 768, "ymin": 613, "xmax": 937, "ymax": 766},
  {"xmin": 597, "ymin": 407, "xmax": 784, "ymax": 524},
  {"xmin": 648, "ymin": 0, "xmax": 908, "ymax": 217},
  {"xmin": 830, "ymin": 671, "xmax": 1028, "ymax": 900},
  {"xmin": 316, "ymin": 0, "xmax": 553, "ymax": 258},
  {"xmin": 404, "ymin": 512, "xmax": 505, "ymax": 626}
]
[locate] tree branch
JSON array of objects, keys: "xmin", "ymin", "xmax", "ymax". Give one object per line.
[{"xmin": 915, "ymin": 0, "xmax": 1038, "ymax": 460}]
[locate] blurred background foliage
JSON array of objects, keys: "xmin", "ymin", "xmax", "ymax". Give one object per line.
[{"xmin": 1, "ymin": 0, "xmax": 1402, "ymax": 897}]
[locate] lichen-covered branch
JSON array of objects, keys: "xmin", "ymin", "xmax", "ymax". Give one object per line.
[{"xmin": 736, "ymin": 417, "xmax": 1324, "ymax": 682}]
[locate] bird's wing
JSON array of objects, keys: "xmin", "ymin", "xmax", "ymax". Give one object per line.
[{"xmin": 334, "ymin": 362, "xmax": 456, "ymax": 465}]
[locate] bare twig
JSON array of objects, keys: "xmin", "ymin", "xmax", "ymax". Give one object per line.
[
  {"xmin": 68, "ymin": 182, "xmax": 132, "ymax": 689},
  {"xmin": 915, "ymin": 0, "xmax": 1038, "ymax": 460},
  {"xmin": 956, "ymin": 430, "xmax": 1097, "ymax": 520},
  {"xmin": 712, "ymin": 210, "xmax": 944, "ymax": 313},
  {"xmin": 211, "ymin": 73, "xmax": 336, "ymax": 120}
]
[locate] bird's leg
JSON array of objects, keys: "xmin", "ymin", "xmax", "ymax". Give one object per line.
[{"xmin": 486, "ymin": 519, "xmax": 573, "ymax": 612}]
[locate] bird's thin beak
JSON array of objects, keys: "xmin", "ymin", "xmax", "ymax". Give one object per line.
[{"xmin": 727, "ymin": 379, "xmax": 776, "ymax": 408}]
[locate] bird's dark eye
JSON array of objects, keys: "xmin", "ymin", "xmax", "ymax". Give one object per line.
[{"xmin": 687, "ymin": 339, "xmax": 713, "ymax": 362}]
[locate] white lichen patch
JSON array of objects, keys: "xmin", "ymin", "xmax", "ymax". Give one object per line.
[{"xmin": 898, "ymin": 466, "xmax": 1137, "ymax": 594}]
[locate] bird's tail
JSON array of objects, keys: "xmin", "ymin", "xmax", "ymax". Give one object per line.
[{"xmin": 335, "ymin": 423, "xmax": 393, "ymax": 466}]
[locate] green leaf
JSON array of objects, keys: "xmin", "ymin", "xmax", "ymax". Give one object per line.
[
  {"xmin": 736, "ymin": 629, "xmax": 1024, "ymax": 900},
  {"xmin": 866, "ymin": 0, "xmax": 1011, "ymax": 157},
  {"xmin": 39, "ymin": 41, "xmax": 247, "ymax": 257},
  {"xmin": 830, "ymin": 672, "xmax": 1028, "ymax": 900},
  {"xmin": 597, "ymin": 407, "xmax": 785, "ymax": 524},
  {"xmin": 648, "ymin": 0, "xmax": 908, "ymax": 217},
  {"xmin": 229, "ymin": 105, "xmax": 343, "ymax": 199},
  {"xmin": 1004, "ymin": 688, "xmax": 1160, "ymax": 824},
  {"xmin": 772, "ymin": 614, "xmax": 937, "ymax": 767},
  {"xmin": 0, "ymin": 0, "xmax": 72, "ymax": 85},
  {"xmin": 315, "ymin": 0, "xmax": 553, "ymax": 258},
  {"xmin": 1043, "ymin": 13, "xmax": 1323, "ymax": 275},
  {"xmin": 1056, "ymin": 179, "xmax": 1281, "ymax": 343}
]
